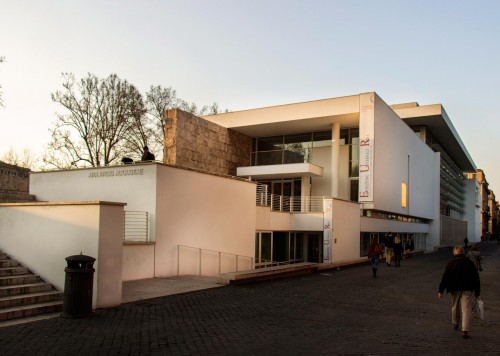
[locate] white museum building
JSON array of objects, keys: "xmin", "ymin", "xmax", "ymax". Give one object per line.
[{"xmin": 0, "ymin": 92, "xmax": 480, "ymax": 309}]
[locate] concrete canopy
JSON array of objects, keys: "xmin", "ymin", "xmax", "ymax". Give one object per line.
[{"xmin": 394, "ymin": 104, "xmax": 476, "ymax": 172}]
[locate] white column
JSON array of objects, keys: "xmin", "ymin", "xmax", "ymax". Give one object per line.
[{"xmin": 331, "ymin": 123, "xmax": 340, "ymax": 198}]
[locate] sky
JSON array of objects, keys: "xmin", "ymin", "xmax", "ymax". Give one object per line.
[{"xmin": 1, "ymin": 0, "xmax": 499, "ymax": 193}]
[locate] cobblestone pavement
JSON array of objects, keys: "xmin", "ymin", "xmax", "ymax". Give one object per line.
[{"xmin": 1, "ymin": 243, "xmax": 499, "ymax": 356}]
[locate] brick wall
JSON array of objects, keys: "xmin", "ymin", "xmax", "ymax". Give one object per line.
[
  {"xmin": 0, "ymin": 160, "xmax": 33, "ymax": 202},
  {"xmin": 164, "ymin": 109, "xmax": 251, "ymax": 176}
]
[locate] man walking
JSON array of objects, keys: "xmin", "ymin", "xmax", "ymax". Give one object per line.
[{"xmin": 438, "ymin": 246, "xmax": 481, "ymax": 338}]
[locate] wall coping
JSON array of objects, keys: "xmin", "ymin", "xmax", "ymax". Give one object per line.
[
  {"xmin": 0, "ymin": 200, "xmax": 127, "ymax": 207},
  {"xmin": 30, "ymin": 162, "xmax": 256, "ymax": 186}
]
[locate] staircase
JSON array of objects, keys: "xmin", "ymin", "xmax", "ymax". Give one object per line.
[{"xmin": 0, "ymin": 250, "xmax": 63, "ymax": 324}]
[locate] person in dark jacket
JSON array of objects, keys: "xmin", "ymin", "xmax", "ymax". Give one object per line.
[
  {"xmin": 438, "ymin": 246, "xmax": 481, "ymax": 339},
  {"xmin": 393, "ymin": 235, "xmax": 403, "ymax": 267},
  {"xmin": 141, "ymin": 146, "xmax": 155, "ymax": 161}
]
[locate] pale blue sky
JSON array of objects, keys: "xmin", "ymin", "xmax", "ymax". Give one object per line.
[{"xmin": 1, "ymin": 0, "xmax": 499, "ymax": 192}]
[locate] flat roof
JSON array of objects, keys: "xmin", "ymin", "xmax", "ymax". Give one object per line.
[
  {"xmin": 393, "ymin": 104, "xmax": 476, "ymax": 172},
  {"xmin": 204, "ymin": 93, "xmax": 476, "ymax": 172}
]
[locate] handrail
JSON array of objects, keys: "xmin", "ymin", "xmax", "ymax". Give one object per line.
[
  {"xmin": 255, "ymin": 184, "xmax": 327, "ymax": 213},
  {"xmin": 254, "ymin": 258, "xmax": 304, "ymax": 269},
  {"xmin": 123, "ymin": 211, "xmax": 149, "ymax": 242},
  {"xmin": 177, "ymin": 245, "xmax": 254, "ymax": 276}
]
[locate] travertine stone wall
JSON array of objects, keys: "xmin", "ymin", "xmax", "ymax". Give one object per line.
[
  {"xmin": 0, "ymin": 160, "xmax": 34, "ymax": 202},
  {"xmin": 164, "ymin": 109, "xmax": 251, "ymax": 176}
]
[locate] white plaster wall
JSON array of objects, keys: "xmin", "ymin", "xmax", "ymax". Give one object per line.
[
  {"xmin": 311, "ymin": 146, "xmax": 331, "ymax": 197},
  {"xmin": 96, "ymin": 204, "xmax": 124, "ymax": 307},
  {"xmin": 428, "ymin": 152, "xmax": 442, "ymax": 249},
  {"xmin": 311, "ymin": 145, "xmax": 349, "ymax": 199},
  {"xmin": 371, "ymin": 94, "xmax": 436, "ymax": 219},
  {"xmin": 30, "ymin": 164, "xmax": 158, "ymax": 241},
  {"xmin": 331, "ymin": 199, "xmax": 360, "ymax": 261},
  {"xmin": 361, "ymin": 217, "xmax": 430, "ymax": 234},
  {"xmin": 291, "ymin": 213, "xmax": 324, "ymax": 231},
  {"xmin": 122, "ymin": 244, "xmax": 155, "ymax": 280},
  {"xmin": 464, "ymin": 179, "xmax": 481, "ymax": 242},
  {"xmin": 256, "ymin": 206, "xmax": 292, "ymax": 231},
  {"xmin": 0, "ymin": 202, "xmax": 124, "ymax": 308},
  {"xmin": 155, "ymin": 165, "xmax": 256, "ymax": 277}
]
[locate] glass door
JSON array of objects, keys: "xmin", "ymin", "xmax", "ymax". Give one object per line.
[{"xmin": 255, "ymin": 232, "xmax": 272, "ymax": 267}]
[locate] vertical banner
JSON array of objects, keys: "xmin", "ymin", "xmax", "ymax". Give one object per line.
[
  {"xmin": 359, "ymin": 94, "xmax": 375, "ymax": 202},
  {"xmin": 323, "ymin": 198, "xmax": 333, "ymax": 263}
]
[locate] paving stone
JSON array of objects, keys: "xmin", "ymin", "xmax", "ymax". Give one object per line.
[{"xmin": 0, "ymin": 243, "xmax": 499, "ymax": 355}]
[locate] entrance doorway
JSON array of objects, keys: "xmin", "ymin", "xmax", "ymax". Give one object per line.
[
  {"xmin": 255, "ymin": 231, "xmax": 323, "ymax": 267},
  {"xmin": 306, "ymin": 233, "xmax": 323, "ymax": 262}
]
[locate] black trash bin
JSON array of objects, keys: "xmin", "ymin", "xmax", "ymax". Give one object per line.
[{"xmin": 61, "ymin": 253, "xmax": 96, "ymax": 318}]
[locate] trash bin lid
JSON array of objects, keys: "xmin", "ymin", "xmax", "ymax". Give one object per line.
[{"xmin": 65, "ymin": 253, "xmax": 96, "ymax": 263}]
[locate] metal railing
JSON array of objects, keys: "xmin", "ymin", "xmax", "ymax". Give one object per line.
[
  {"xmin": 123, "ymin": 211, "xmax": 149, "ymax": 242},
  {"xmin": 256, "ymin": 184, "xmax": 327, "ymax": 213},
  {"xmin": 255, "ymin": 258, "xmax": 305, "ymax": 269},
  {"xmin": 177, "ymin": 245, "xmax": 254, "ymax": 276}
]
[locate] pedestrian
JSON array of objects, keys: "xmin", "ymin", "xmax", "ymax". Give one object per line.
[
  {"xmin": 466, "ymin": 244, "xmax": 483, "ymax": 272},
  {"xmin": 438, "ymin": 245, "xmax": 481, "ymax": 339},
  {"xmin": 384, "ymin": 232, "xmax": 394, "ymax": 266},
  {"xmin": 405, "ymin": 237, "xmax": 415, "ymax": 258},
  {"xmin": 367, "ymin": 238, "xmax": 382, "ymax": 278},
  {"xmin": 141, "ymin": 146, "xmax": 155, "ymax": 161},
  {"xmin": 393, "ymin": 235, "xmax": 403, "ymax": 267},
  {"xmin": 463, "ymin": 236, "xmax": 469, "ymax": 249}
]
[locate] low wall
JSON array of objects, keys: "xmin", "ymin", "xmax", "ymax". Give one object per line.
[
  {"xmin": 122, "ymin": 243, "xmax": 155, "ymax": 281},
  {"xmin": 0, "ymin": 201, "xmax": 125, "ymax": 308}
]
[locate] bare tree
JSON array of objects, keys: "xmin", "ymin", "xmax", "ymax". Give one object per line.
[
  {"xmin": 0, "ymin": 56, "xmax": 5, "ymax": 107},
  {"xmin": 45, "ymin": 73, "xmax": 146, "ymax": 168},
  {"xmin": 143, "ymin": 85, "xmax": 188, "ymax": 158},
  {"xmin": 143, "ymin": 86, "xmax": 223, "ymax": 160},
  {"xmin": 1, "ymin": 147, "xmax": 38, "ymax": 169}
]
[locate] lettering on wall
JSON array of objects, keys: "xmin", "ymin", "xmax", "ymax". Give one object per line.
[
  {"xmin": 88, "ymin": 168, "xmax": 144, "ymax": 178},
  {"xmin": 358, "ymin": 94, "xmax": 375, "ymax": 202}
]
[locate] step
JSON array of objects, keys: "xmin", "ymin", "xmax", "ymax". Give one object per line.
[
  {"xmin": 0, "ymin": 274, "xmax": 41, "ymax": 286},
  {"xmin": 218, "ymin": 262, "xmax": 318, "ymax": 285},
  {"xmin": 0, "ymin": 290, "xmax": 63, "ymax": 309},
  {"xmin": 0, "ymin": 282, "xmax": 54, "ymax": 297},
  {"xmin": 0, "ymin": 260, "xmax": 19, "ymax": 268},
  {"xmin": 0, "ymin": 301, "xmax": 63, "ymax": 321},
  {"xmin": 0, "ymin": 266, "xmax": 29, "ymax": 277}
]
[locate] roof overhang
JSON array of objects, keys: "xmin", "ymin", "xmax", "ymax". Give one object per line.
[
  {"xmin": 237, "ymin": 163, "xmax": 324, "ymax": 180},
  {"xmin": 394, "ymin": 104, "xmax": 476, "ymax": 172},
  {"xmin": 204, "ymin": 94, "xmax": 362, "ymax": 137}
]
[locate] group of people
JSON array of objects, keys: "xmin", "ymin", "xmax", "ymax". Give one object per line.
[
  {"xmin": 121, "ymin": 146, "xmax": 156, "ymax": 164},
  {"xmin": 367, "ymin": 232, "xmax": 414, "ymax": 277},
  {"xmin": 368, "ymin": 232, "xmax": 483, "ymax": 339}
]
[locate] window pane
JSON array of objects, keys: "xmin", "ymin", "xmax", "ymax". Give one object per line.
[
  {"xmin": 284, "ymin": 148, "xmax": 310, "ymax": 163},
  {"xmin": 257, "ymin": 136, "xmax": 283, "ymax": 151},
  {"xmin": 350, "ymin": 161, "xmax": 359, "ymax": 177},
  {"xmin": 285, "ymin": 133, "xmax": 312, "ymax": 146},
  {"xmin": 261, "ymin": 233, "xmax": 272, "ymax": 262},
  {"xmin": 350, "ymin": 179, "xmax": 359, "ymax": 202},
  {"xmin": 349, "ymin": 128, "xmax": 359, "ymax": 144},
  {"xmin": 255, "ymin": 151, "xmax": 283, "ymax": 165},
  {"xmin": 340, "ymin": 129, "xmax": 348, "ymax": 145},
  {"xmin": 313, "ymin": 131, "xmax": 332, "ymax": 147}
]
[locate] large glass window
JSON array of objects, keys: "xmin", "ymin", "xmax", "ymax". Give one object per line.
[{"xmin": 252, "ymin": 131, "xmax": 332, "ymax": 166}]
